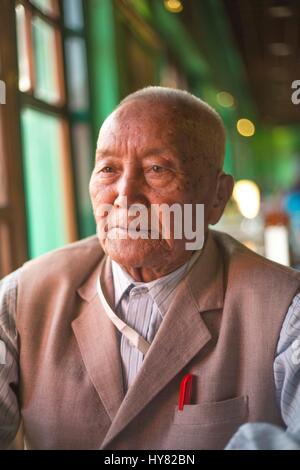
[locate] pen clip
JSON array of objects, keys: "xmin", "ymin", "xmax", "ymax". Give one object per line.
[{"xmin": 178, "ymin": 373, "xmax": 193, "ymax": 411}]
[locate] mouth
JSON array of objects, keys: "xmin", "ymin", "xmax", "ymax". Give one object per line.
[
  {"xmin": 108, "ymin": 227, "xmax": 150, "ymax": 233},
  {"xmin": 106, "ymin": 226, "xmax": 152, "ymax": 239}
]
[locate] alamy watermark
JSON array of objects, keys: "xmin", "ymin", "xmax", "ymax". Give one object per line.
[
  {"xmin": 0, "ymin": 80, "xmax": 5, "ymax": 104},
  {"xmin": 291, "ymin": 339, "xmax": 300, "ymax": 365},
  {"xmin": 95, "ymin": 197, "xmax": 204, "ymax": 250},
  {"xmin": 291, "ymin": 80, "xmax": 300, "ymax": 105}
]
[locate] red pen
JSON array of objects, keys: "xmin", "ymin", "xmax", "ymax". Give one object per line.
[{"xmin": 178, "ymin": 373, "xmax": 193, "ymax": 411}]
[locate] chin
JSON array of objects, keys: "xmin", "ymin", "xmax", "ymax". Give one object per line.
[{"xmin": 99, "ymin": 237, "xmax": 167, "ymax": 268}]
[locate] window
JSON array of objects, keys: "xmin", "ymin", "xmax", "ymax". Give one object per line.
[
  {"xmin": 15, "ymin": 0, "xmax": 78, "ymax": 259},
  {"xmin": 0, "ymin": 1, "xmax": 27, "ymax": 277},
  {"xmin": 63, "ymin": 1, "xmax": 95, "ymax": 238},
  {"xmin": 0, "ymin": 0, "xmax": 94, "ymax": 272}
]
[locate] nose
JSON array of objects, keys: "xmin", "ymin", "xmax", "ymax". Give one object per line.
[{"xmin": 113, "ymin": 168, "xmax": 147, "ymax": 208}]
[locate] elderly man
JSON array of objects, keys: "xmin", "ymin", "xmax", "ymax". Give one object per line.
[{"xmin": 0, "ymin": 87, "xmax": 300, "ymax": 450}]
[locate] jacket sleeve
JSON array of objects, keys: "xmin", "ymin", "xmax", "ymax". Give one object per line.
[
  {"xmin": 274, "ymin": 292, "xmax": 300, "ymax": 431},
  {"xmin": 0, "ymin": 270, "xmax": 21, "ymax": 449},
  {"xmin": 225, "ymin": 422, "xmax": 300, "ymax": 450}
]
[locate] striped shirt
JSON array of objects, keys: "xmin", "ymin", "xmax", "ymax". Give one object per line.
[
  {"xmin": 1, "ymin": 265, "xmax": 300, "ymax": 448},
  {"xmin": 111, "ymin": 257, "xmax": 193, "ymax": 390}
]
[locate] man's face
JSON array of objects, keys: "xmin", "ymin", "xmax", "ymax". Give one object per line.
[{"xmin": 89, "ymin": 100, "xmax": 219, "ymax": 270}]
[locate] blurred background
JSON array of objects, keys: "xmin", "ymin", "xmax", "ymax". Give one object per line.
[{"xmin": 0, "ymin": 0, "xmax": 300, "ymax": 278}]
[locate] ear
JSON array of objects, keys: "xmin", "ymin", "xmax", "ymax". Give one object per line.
[{"xmin": 208, "ymin": 173, "xmax": 234, "ymax": 225}]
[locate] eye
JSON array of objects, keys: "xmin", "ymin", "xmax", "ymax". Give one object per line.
[
  {"xmin": 98, "ymin": 166, "xmax": 114, "ymax": 174},
  {"xmin": 151, "ymin": 165, "xmax": 166, "ymax": 173}
]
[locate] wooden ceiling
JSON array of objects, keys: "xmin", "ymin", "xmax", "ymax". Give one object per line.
[{"xmin": 222, "ymin": 0, "xmax": 300, "ymax": 125}]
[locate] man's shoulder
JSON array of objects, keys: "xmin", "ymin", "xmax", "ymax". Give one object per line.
[
  {"xmin": 19, "ymin": 235, "xmax": 104, "ymax": 279},
  {"xmin": 212, "ymin": 229, "xmax": 300, "ymax": 284}
]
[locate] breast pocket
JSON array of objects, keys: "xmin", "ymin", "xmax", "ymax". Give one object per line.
[{"xmin": 166, "ymin": 395, "xmax": 248, "ymax": 450}]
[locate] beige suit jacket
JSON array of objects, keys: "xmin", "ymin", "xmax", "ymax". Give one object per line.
[{"xmin": 11, "ymin": 230, "xmax": 300, "ymax": 449}]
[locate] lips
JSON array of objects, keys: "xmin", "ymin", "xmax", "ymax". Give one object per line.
[{"xmin": 109, "ymin": 226, "xmax": 150, "ymax": 233}]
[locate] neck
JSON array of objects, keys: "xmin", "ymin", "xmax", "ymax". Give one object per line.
[{"xmin": 120, "ymin": 251, "xmax": 195, "ymax": 282}]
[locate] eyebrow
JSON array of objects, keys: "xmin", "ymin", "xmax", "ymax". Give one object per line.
[
  {"xmin": 95, "ymin": 147, "xmax": 179, "ymax": 160},
  {"xmin": 142, "ymin": 147, "xmax": 178, "ymax": 159},
  {"xmin": 95, "ymin": 149, "xmax": 115, "ymax": 160}
]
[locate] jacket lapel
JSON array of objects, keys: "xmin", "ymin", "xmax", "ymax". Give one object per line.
[
  {"xmin": 72, "ymin": 256, "xmax": 125, "ymax": 421},
  {"xmin": 100, "ymin": 230, "xmax": 224, "ymax": 449}
]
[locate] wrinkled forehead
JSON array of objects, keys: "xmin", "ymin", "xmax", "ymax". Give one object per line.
[{"xmin": 97, "ymin": 100, "xmax": 178, "ymax": 150}]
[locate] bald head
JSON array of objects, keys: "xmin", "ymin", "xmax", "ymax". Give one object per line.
[{"xmin": 116, "ymin": 86, "xmax": 226, "ymax": 171}]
